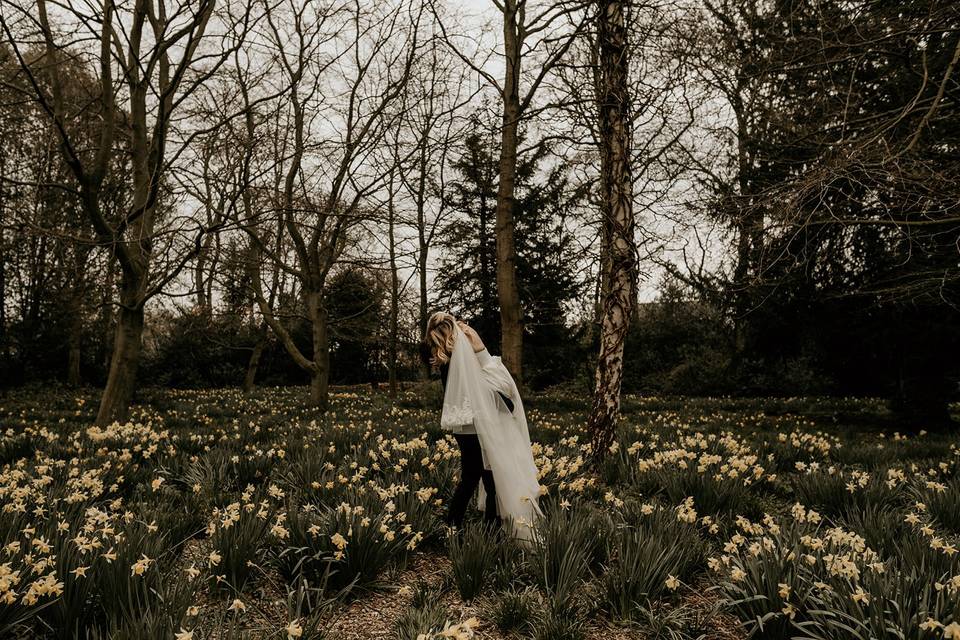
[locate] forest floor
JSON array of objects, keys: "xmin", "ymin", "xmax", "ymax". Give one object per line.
[{"xmin": 0, "ymin": 385, "xmax": 956, "ymax": 639}]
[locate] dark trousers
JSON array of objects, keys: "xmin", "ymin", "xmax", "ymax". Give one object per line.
[{"xmin": 447, "ymin": 433, "xmax": 499, "ymax": 528}]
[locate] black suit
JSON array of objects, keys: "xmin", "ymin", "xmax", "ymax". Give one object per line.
[{"xmin": 439, "ymin": 361, "xmax": 501, "ymax": 527}]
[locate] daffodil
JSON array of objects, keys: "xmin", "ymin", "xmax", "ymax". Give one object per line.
[{"xmin": 285, "ymin": 620, "xmax": 303, "ymax": 639}]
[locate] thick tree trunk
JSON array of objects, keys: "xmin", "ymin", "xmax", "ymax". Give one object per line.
[
  {"xmin": 307, "ymin": 290, "xmax": 329, "ymax": 409},
  {"xmin": 95, "ymin": 282, "xmax": 145, "ymax": 425},
  {"xmin": 95, "ymin": 60, "xmax": 153, "ymax": 426},
  {"xmin": 496, "ymin": 1, "xmax": 524, "ymax": 382},
  {"xmin": 588, "ymin": 0, "xmax": 635, "ymax": 466},
  {"xmin": 243, "ymin": 333, "xmax": 266, "ymax": 394}
]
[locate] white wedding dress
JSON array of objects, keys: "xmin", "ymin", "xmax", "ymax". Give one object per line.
[{"xmin": 440, "ymin": 325, "xmax": 543, "ymax": 539}]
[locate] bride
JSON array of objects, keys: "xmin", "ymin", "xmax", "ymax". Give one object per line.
[{"xmin": 420, "ymin": 311, "xmax": 542, "ymax": 539}]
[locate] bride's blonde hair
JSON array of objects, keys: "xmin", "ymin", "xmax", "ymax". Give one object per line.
[{"xmin": 424, "ymin": 312, "xmax": 457, "ymax": 370}]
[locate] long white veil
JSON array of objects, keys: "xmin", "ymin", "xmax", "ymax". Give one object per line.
[{"xmin": 441, "ymin": 325, "xmax": 543, "ymax": 539}]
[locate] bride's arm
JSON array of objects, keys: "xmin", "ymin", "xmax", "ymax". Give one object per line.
[
  {"xmin": 458, "ymin": 321, "xmax": 516, "ymax": 408},
  {"xmin": 476, "ymin": 349, "xmax": 517, "ymax": 409}
]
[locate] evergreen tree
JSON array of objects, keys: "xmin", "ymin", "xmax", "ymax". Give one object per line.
[
  {"xmin": 435, "ymin": 115, "xmax": 587, "ymax": 388},
  {"xmin": 327, "ymin": 267, "xmax": 387, "ymax": 384},
  {"xmin": 706, "ymin": 0, "xmax": 960, "ymax": 422}
]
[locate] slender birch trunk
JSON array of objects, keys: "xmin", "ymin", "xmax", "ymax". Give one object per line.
[{"xmin": 588, "ymin": 0, "xmax": 635, "ymax": 465}]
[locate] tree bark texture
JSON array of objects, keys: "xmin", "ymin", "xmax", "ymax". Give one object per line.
[
  {"xmin": 588, "ymin": 0, "xmax": 636, "ymax": 465},
  {"xmin": 495, "ymin": 0, "xmax": 525, "ymax": 383}
]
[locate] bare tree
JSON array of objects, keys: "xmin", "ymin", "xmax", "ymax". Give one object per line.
[
  {"xmin": 433, "ymin": 0, "xmax": 588, "ymax": 382},
  {"xmin": 393, "ymin": 26, "xmax": 475, "ymax": 364},
  {"xmin": 364, "ymin": 25, "xmax": 477, "ymax": 393},
  {"xmin": 0, "ymin": 0, "xmax": 253, "ymax": 422},
  {"xmin": 235, "ymin": 0, "xmax": 421, "ymax": 408},
  {"xmin": 0, "ymin": 44, "xmax": 111, "ymax": 386}
]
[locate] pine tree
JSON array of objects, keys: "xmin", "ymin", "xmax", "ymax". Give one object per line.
[{"xmin": 435, "ymin": 116, "xmax": 586, "ymax": 387}]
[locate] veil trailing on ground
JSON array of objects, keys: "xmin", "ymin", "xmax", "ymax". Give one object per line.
[{"xmin": 440, "ymin": 325, "xmax": 543, "ymax": 539}]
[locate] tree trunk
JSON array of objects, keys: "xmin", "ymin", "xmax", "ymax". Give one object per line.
[
  {"xmin": 67, "ymin": 293, "xmax": 83, "ymax": 386},
  {"xmin": 95, "ymin": 281, "xmax": 145, "ymax": 425},
  {"xmin": 731, "ymin": 102, "xmax": 760, "ymax": 360},
  {"xmin": 388, "ymin": 194, "xmax": 400, "ymax": 397},
  {"xmin": 101, "ymin": 253, "xmax": 115, "ymax": 372},
  {"xmin": 0, "ymin": 162, "xmax": 6, "ymax": 360},
  {"xmin": 95, "ymin": 58, "xmax": 153, "ymax": 425},
  {"xmin": 417, "ymin": 233, "xmax": 430, "ymax": 379},
  {"xmin": 243, "ymin": 333, "xmax": 266, "ymax": 394},
  {"xmin": 588, "ymin": 0, "xmax": 635, "ymax": 466},
  {"xmin": 496, "ymin": 2, "xmax": 524, "ymax": 382},
  {"xmin": 307, "ymin": 290, "xmax": 329, "ymax": 409}
]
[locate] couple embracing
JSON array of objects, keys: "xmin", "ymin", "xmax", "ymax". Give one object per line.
[{"xmin": 419, "ymin": 312, "xmax": 543, "ymax": 540}]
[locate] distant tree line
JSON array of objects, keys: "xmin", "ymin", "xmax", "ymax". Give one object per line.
[{"xmin": 0, "ymin": 0, "xmax": 956, "ymax": 434}]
